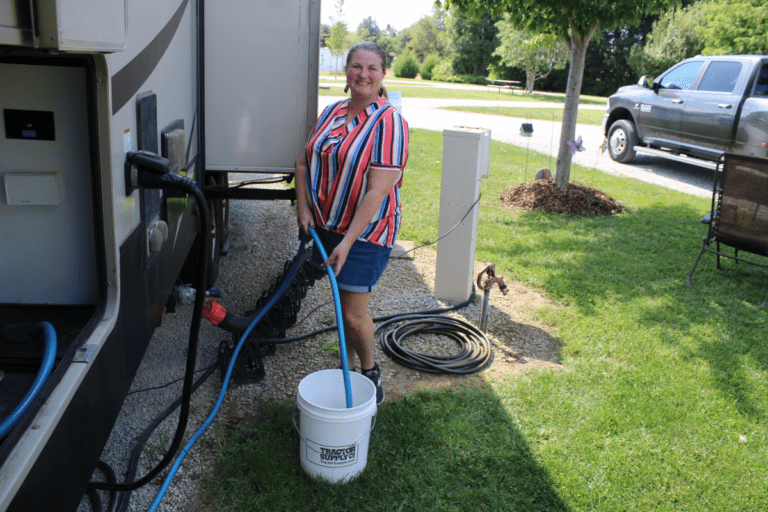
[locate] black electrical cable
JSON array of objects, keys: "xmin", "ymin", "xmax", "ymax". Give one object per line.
[
  {"xmin": 87, "ymin": 459, "xmax": 119, "ymax": 512},
  {"xmin": 126, "ymin": 365, "xmax": 215, "ymax": 397},
  {"xmin": 111, "ymin": 360, "xmax": 220, "ymax": 512},
  {"xmin": 392, "ymin": 193, "xmax": 481, "ymax": 261},
  {"xmin": 90, "ymin": 170, "xmax": 209, "ymax": 493}
]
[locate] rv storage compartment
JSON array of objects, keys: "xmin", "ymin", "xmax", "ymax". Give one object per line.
[{"xmin": 0, "ymin": 56, "xmax": 102, "ymax": 456}]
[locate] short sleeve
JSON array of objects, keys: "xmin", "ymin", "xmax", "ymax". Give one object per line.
[{"xmin": 370, "ymin": 108, "xmax": 409, "ymax": 170}]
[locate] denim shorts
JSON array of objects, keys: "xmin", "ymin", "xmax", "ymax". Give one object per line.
[{"xmin": 311, "ymin": 228, "xmax": 392, "ymax": 293}]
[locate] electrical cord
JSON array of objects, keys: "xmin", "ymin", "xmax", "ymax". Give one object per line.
[
  {"xmin": 392, "ymin": 194, "xmax": 481, "ymax": 261},
  {"xmin": 86, "ymin": 460, "xmax": 119, "ymax": 512},
  {"xmin": 90, "ymin": 168, "xmax": 210, "ymax": 493},
  {"xmin": 126, "ymin": 364, "xmax": 216, "ymax": 397},
  {"xmin": 85, "ymin": 361, "xmax": 219, "ymax": 512},
  {"xmin": 147, "ymin": 237, "xmax": 312, "ymax": 511}
]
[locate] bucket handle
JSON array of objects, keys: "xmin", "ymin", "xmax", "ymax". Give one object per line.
[{"xmin": 293, "ymin": 405, "xmax": 377, "ymax": 445}]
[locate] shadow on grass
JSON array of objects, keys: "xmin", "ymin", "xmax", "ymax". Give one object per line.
[
  {"xmin": 494, "ymin": 198, "xmax": 768, "ymax": 419},
  {"xmin": 206, "ymin": 386, "xmax": 571, "ymax": 512}
]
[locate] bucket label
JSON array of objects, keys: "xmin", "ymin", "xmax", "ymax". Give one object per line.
[{"xmin": 305, "ymin": 439, "xmax": 358, "ymax": 467}]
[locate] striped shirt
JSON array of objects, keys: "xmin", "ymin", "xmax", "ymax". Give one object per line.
[{"xmin": 305, "ymin": 98, "xmax": 409, "ymax": 248}]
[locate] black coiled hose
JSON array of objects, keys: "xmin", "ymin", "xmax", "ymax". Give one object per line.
[{"xmin": 376, "ymin": 313, "xmax": 492, "ymax": 374}]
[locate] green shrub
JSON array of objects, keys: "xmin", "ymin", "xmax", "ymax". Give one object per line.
[
  {"xmin": 460, "ymin": 74, "xmax": 490, "ymax": 85},
  {"xmin": 392, "ymin": 53, "xmax": 420, "ymax": 79},
  {"xmin": 431, "ymin": 59, "xmax": 455, "ymax": 82},
  {"xmin": 420, "ymin": 54, "xmax": 441, "ymax": 81}
]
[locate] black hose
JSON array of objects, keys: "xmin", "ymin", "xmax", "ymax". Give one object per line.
[
  {"xmin": 253, "ymin": 286, "xmax": 491, "ymax": 375},
  {"xmin": 90, "ymin": 171, "xmax": 209, "ymax": 492},
  {"xmin": 376, "ymin": 313, "xmax": 492, "ymax": 374}
]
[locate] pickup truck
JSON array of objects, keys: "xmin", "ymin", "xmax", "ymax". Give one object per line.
[{"xmin": 602, "ymin": 55, "xmax": 768, "ymax": 168}]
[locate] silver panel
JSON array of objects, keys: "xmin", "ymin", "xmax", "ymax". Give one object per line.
[{"xmin": 204, "ymin": 0, "xmax": 320, "ymax": 173}]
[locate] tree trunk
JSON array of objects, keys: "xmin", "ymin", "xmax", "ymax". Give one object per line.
[
  {"xmin": 554, "ymin": 22, "xmax": 596, "ymax": 189},
  {"xmin": 526, "ymin": 69, "xmax": 535, "ymax": 92}
]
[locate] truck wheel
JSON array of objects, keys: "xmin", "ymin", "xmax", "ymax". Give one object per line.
[{"xmin": 608, "ymin": 120, "xmax": 638, "ymax": 163}]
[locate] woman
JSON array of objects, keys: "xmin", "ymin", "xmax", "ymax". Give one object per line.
[{"xmin": 295, "ymin": 42, "xmax": 409, "ymax": 404}]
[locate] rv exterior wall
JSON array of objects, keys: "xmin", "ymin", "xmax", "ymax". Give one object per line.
[{"xmin": 204, "ymin": 0, "xmax": 321, "ymax": 173}]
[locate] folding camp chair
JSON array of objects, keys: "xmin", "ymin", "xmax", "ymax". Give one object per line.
[{"xmin": 686, "ymin": 153, "xmax": 768, "ymax": 307}]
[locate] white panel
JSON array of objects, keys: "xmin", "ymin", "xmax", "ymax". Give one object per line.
[
  {"xmin": 205, "ymin": 0, "xmax": 319, "ymax": 172},
  {"xmin": 4, "ymin": 172, "xmax": 62, "ymax": 205},
  {"xmin": 42, "ymin": 0, "xmax": 127, "ymax": 51},
  {"xmin": 0, "ymin": 62, "xmax": 99, "ymax": 305}
]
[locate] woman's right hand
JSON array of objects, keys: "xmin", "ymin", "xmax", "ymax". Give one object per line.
[{"xmin": 297, "ymin": 201, "xmax": 315, "ymax": 235}]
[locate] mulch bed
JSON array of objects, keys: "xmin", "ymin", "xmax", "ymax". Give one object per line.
[{"xmin": 499, "ymin": 178, "xmax": 624, "ymax": 217}]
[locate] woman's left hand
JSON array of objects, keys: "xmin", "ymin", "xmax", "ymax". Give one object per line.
[{"xmin": 324, "ymin": 239, "xmax": 352, "ymax": 276}]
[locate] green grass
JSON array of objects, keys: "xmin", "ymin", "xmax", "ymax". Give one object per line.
[
  {"xmin": 439, "ymin": 106, "xmax": 606, "ymax": 125},
  {"xmin": 205, "ymin": 129, "xmax": 768, "ymax": 511}
]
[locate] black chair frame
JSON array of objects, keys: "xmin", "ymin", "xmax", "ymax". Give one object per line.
[{"xmin": 686, "ymin": 153, "xmax": 768, "ymax": 307}]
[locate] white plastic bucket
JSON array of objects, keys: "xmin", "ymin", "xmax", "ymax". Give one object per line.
[{"xmin": 295, "ymin": 369, "xmax": 377, "ymax": 483}]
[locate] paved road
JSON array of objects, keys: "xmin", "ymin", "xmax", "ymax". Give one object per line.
[{"xmin": 320, "ymin": 95, "xmax": 715, "ymax": 198}]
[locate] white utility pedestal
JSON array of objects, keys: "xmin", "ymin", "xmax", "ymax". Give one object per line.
[{"xmin": 435, "ymin": 127, "xmax": 491, "ymax": 303}]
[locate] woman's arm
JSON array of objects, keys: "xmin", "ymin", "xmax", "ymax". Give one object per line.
[
  {"xmin": 323, "ymin": 166, "xmax": 401, "ymax": 275},
  {"xmin": 294, "ymin": 153, "xmax": 315, "ymax": 235}
]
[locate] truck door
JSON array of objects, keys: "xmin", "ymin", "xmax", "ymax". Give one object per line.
[
  {"xmin": 680, "ymin": 60, "xmax": 744, "ymax": 156},
  {"xmin": 637, "ymin": 60, "xmax": 703, "ymax": 146}
]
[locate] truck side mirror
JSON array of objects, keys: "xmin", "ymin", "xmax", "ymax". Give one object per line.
[{"xmin": 638, "ymin": 75, "xmax": 654, "ymax": 89}]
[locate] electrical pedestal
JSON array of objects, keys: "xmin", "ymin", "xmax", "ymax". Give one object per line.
[{"xmin": 435, "ymin": 127, "xmax": 491, "ymax": 303}]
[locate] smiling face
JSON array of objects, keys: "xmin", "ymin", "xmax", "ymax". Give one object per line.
[{"xmin": 345, "ymin": 49, "xmax": 386, "ymax": 103}]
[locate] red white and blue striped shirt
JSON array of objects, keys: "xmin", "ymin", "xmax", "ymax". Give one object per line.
[{"xmin": 305, "ymin": 98, "xmax": 409, "ymax": 248}]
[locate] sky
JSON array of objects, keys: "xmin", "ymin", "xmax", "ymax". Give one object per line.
[{"xmin": 321, "ymin": 0, "xmax": 439, "ymax": 32}]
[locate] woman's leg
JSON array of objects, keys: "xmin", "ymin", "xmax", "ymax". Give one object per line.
[{"xmin": 338, "ymin": 289, "xmax": 374, "ymax": 370}]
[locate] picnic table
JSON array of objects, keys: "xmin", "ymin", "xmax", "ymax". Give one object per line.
[{"xmin": 488, "ymin": 79, "xmax": 522, "ymax": 93}]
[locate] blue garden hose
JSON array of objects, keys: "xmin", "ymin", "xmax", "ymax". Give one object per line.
[
  {"xmin": 307, "ymin": 226, "xmax": 354, "ymax": 409},
  {"xmin": 0, "ymin": 322, "xmax": 57, "ymax": 439},
  {"xmin": 148, "ymin": 230, "xmax": 352, "ymax": 510}
]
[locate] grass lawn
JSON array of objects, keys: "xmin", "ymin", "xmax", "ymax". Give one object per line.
[
  {"xmin": 439, "ymin": 106, "xmax": 606, "ymax": 125},
  {"xmin": 204, "ymin": 129, "xmax": 768, "ymax": 511}
]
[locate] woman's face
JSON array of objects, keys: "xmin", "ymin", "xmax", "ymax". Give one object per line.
[{"xmin": 345, "ymin": 49, "xmax": 385, "ymax": 102}]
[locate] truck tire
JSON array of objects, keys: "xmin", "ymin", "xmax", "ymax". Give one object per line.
[{"xmin": 608, "ymin": 120, "xmax": 638, "ymax": 163}]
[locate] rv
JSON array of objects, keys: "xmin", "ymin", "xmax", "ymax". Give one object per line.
[{"xmin": 0, "ymin": 0, "xmax": 319, "ymax": 509}]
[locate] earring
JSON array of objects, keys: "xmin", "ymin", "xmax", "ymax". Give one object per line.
[{"xmin": 344, "ymin": 84, "xmax": 349, "ymax": 93}]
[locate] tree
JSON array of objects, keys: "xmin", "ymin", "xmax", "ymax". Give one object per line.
[
  {"xmin": 356, "ymin": 16, "xmax": 381, "ymax": 43},
  {"xmin": 326, "ymin": 0, "xmax": 350, "ymax": 76},
  {"xmin": 407, "ymin": 8, "xmax": 450, "ymax": 61},
  {"xmin": 700, "ymin": 0, "xmax": 768, "ymax": 55},
  {"xmin": 495, "ymin": 16, "xmax": 569, "ymax": 93},
  {"xmin": 627, "ymin": 5, "xmax": 705, "ymax": 78},
  {"xmin": 443, "ymin": 0, "xmax": 678, "ymax": 189},
  {"xmin": 320, "ymin": 24, "xmax": 331, "ymax": 47},
  {"xmin": 582, "ymin": 18, "xmax": 657, "ymax": 97},
  {"xmin": 446, "ymin": 8, "xmax": 500, "ymax": 76}
]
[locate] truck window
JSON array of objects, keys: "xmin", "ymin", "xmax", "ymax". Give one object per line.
[
  {"xmin": 754, "ymin": 63, "xmax": 768, "ymax": 95},
  {"xmin": 697, "ymin": 61, "xmax": 743, "ymax": 93},
  {"xmin": 659, "ymin": 61, "xmax": 703, "ymax": 90}
]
